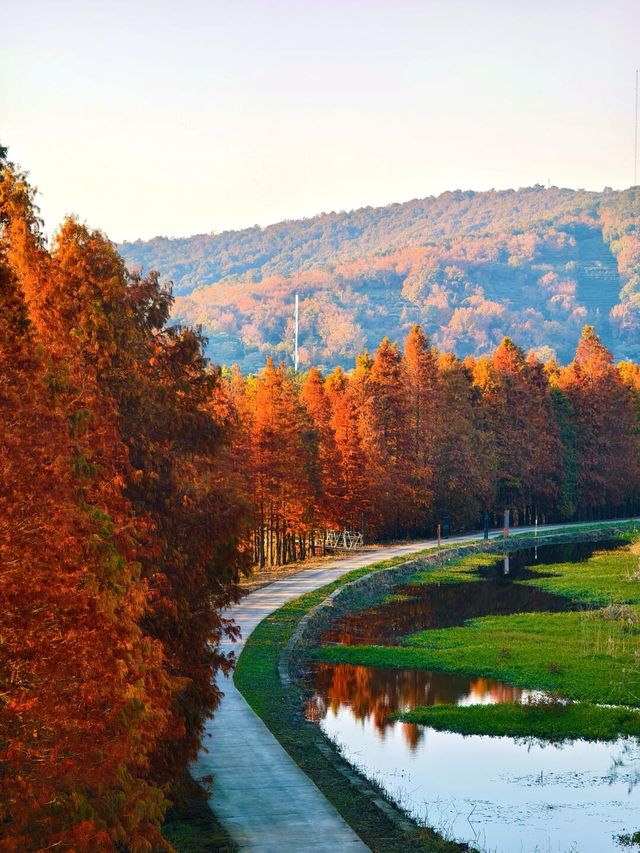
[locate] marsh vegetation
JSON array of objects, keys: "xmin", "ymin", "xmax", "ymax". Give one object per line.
[{"xmin": 308, "ymin": 537, "xmax": 640, "ymax": 852}]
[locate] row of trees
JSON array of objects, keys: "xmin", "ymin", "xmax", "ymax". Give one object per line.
[
  {"xmin": 0, "ymin": 150, "xmax": 249, "ymax": 850},
  {"xmin": 230, "ymin": 325, "xmax": 640, "ymax": 566}
]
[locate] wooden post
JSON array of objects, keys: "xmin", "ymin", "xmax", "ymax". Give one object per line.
[{"xmin": 437, "ymin": 523, "xmax": 441, "ymax": 548}]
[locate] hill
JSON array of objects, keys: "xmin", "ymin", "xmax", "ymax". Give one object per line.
[{"xmin": 119, "ymin": 185, "xmax": 640, "ymax": 371}]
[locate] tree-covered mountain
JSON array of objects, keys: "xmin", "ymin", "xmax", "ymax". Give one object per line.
[{"xmin": 120, "ymin": 185, "xmax": 640, "ymax": 371}]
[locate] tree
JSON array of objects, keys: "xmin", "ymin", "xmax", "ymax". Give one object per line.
[
  {"xmin": 250, "ymin": 359, "xmax": 314, "ymax": 566},
  {"xmin": 0, "ymin": 151, "xmax": 247, "ymax": 848},
  {"xmin": 110, "ymin": 311, "xmax": 248, "ymax": 787},
  {"xmin": 300, "ymin": 367, "xmax": 343, "ymax": 540},
  {"xmin": 402, "ymin": 325, "xmax": 438, "ymax": 534},
  {"xmin": 557, "ymin": 327, "xmax": 640, "ymax": 515},
  {"xmin": 472, "ymin": 338, "xmax": 562, "ymax": 523},
  {"xmin": 433, "ymin": 353, "xmax": 496, "ymax": 530},
  {"xmin": 325, "ymin": 366, "xmax": 370, "ymax": 533},
  {"xmin": 0, "ymin": 182, "xmax": 174, "ymax": 852}
]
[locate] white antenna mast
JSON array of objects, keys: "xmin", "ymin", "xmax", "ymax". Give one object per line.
[
  {"xmin": 635, "ymin": 68, "xmax": 638, "ymax": 186},
  {"xmin": 294, "ymin": 292, "xmax": 299, "ymax": 372}
]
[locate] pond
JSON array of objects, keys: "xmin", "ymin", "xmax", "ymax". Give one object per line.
[{"xmin": 305, "ymin": 540, "xmax": 640, "ymax": 853}]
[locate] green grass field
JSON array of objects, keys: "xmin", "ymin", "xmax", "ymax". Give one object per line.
[{"xmin": 395, "ymin": 700, "xmax": 640, "ymax": 741}]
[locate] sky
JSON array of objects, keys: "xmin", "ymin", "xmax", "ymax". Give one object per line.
[{"xmin": 2, "ymin": 0, "xmax": 639, "ymax": 242}]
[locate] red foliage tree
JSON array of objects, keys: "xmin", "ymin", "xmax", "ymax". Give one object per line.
[
  {"xmin": 402, "ymin": 325, "xmax": 438, "ymax": 534},
  {"xmin": 359, "ymin": 338, "xmax": 412, "ymax": 537},
  {"xmin": 432, "ymin": 353, "xmax": 496, "ymax": 530},
  {"xmin": 300, "ymin": 367, "xmax": 344, "ymax": 539},
  {"xmin": 472, "ymin": 338, "xmax": 562, "ymax": 523},
  {"xmin": 0, "ymin": 175, "xmax": 173, "ymax": 851},
  {"xmin": 557, "ymin": 327, "xmax": 640, "ymax": 514},
  {"xmin": 325, "ymin": 366, "xmax": 371, "ymax": 534},
  {"xmin": 249, "ymin": 359, "xmax": 314, "ymax": 566},
  {"xmin": 1, "ymin": 151, "xmax": 247, "ymax": 849}
]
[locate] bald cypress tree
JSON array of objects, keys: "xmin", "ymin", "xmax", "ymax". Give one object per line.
[
  {"xmin": 403, "ymin": 324, "xmax": 438, "ymax": 535},
  {"xmin": 558, "ymin": 327, "xmax": 640, "ymax": 515}
]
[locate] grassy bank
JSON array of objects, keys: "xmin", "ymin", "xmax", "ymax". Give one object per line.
[
  {"xmin": 316, "ymin": 607, "xmax": 640, "ymax": 706},
  {"xmin": 402, "ymin": 550, "xmax": 502, "ymax": 586},
  {"xmin": 234, "ymin": 549, "xmax": 476, "ymax": 853},
  {"xmin": 517, "ymin": 541, "xmax": 640, "ymax": 604},
  {"xmin": 315, "ymin": 537, "xmax": 640, "ymax": 729},
  {"xmin": 395, "ymin": 700, "xmax": 640, "ymax": 742}
]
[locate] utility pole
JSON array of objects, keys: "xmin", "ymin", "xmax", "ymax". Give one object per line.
[
  {"xmin": 635, "ymin": 69, "xmax": 638, "ymax": 186},
  {"xmin": 294, "ymin": 292, "xmax": 299, "ymax": 372}
]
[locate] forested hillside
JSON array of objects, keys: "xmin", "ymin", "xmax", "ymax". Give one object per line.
[{"xmin": 120, "ymin": 186, "xmax": 640, "ymax": 371}]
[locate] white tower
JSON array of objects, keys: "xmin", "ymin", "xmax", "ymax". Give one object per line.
[
  {"xmin": 294, "ymin": 293, "xmax": 299, "ymax": 372},
  {"xmin": 635, "ymin": 69, "xmax": 638, "ymax": 186}
]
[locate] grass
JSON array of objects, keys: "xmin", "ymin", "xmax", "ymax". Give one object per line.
[
  {"xmin": 394, "ymin": 700, "xmax": 640, "ymax": 742},
  {"xmin": 234, "ymin": 549, "xmax": 477, "ymax": 853},
  {"xmin": 517, "ymin": 540, "xmax": 640, "ymax": 605},
  {"xmin": 402, "ymin": 551, "xmax": 499, "ymax": 586},
  {"xmin": 352, "ymin": 550, "xmax": 498, "ymax": 610},
  {"xmin": 316, "ymin": 608, "xmax": 640, "ymax": 707},
  {"xmin": 315, "ymin": 537, "xmax": 640, "ymax": 723},
  {"xmin": 617, "ymin": 830, "xmax": 640, "ymax": 847}
]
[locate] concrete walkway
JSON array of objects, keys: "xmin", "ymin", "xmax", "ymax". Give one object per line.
[{"xmin": 192, "ymin": 520, "xmax": 634, "ymax": 851}]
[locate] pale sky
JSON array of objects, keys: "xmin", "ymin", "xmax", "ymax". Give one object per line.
[{"xmin": 2, "ymin": 0, "xmax": 639, "ymax": 242}]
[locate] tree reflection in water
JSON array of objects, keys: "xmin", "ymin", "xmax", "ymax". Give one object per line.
[
  {"xmin": 307, "ymin": 543, "xmax": 621, "ymax": 750},
  {"xmin": 303, "ymin": 541, "xmax": 634, "ymax": 852},
  {"xmin": 321, "ymin": 541, "xmax": 621, "ymax": 647},
  {"xmin": 306, "ymin": 662, "xmax": 535, "ymax": 750}
]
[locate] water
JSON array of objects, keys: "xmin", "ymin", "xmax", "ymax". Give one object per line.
[
  {"xmin": 305, "ymin": 540, "xmax": 640, "ymax": 852},
  {"xmin": 321, "ymin": 541, "xmax": 620, "ymax": 646}
]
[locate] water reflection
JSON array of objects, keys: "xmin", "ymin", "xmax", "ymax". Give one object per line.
[
  {"xmin": 306, "ymin": 662, "xmax": 535, "ymax": 751},
  {"xmin": 319, "ymin": 711, "xmax": 640, "ymax": 853},
  {"xmin": 306, "ymin": 539, "xmax": 638, "ymax": 852},
  {"xmin": 322, "ymin": 540, "xmax": 622, "ymax": 647}
]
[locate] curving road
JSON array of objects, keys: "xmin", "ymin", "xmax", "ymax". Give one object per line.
[{"xmin": 191, "ymin": 520, "xmax": 635, "ymax": 852}]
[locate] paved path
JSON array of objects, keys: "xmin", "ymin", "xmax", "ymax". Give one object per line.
[{"xmin": 192, "ymin": 520, "xmax": 635, "ymax": 851}]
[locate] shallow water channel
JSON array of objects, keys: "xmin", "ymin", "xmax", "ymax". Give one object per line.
[{"xmin": 305, "ymin": 541, "xmax": 640, "ymax": 853}]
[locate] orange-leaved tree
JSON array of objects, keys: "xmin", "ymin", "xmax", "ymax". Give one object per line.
[
  {"xmin": 0, "ymin": 154, "xmax": 175, "ymax": 852},
  {"xmin": 402, "ymin": 324, "xmax": 438, "ymax": 535},
  {"xmin": 557, "ymin": 326, "xmax": 640, "ymax": 515}
]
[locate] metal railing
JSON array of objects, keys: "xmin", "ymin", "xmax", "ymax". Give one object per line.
[{"xmin": 322, "ymin": 529, "xmax": 364, "ymax": 551}]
